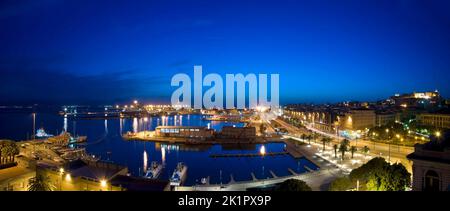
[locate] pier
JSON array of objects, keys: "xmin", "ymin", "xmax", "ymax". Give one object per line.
[
  {"xmin": 179, "ymin": 168, "xmax": 344, "ymax": 191},
  {"xmin": 287, "ymin": 168, "xmax": 298, "ymax": 175},
  {"xmin": 284, "ymin": 140, "xmax": 305, "ymax": 158},
  {"xmin": 250, "ymin": 172, "xmax": 258, "ymax": 181},
  {"xmin": 269, "ymin": 170, "xmax": 277, "ymax": 178},
  {"xmin": 210, "ymin": 151, "xmax": 288, "ymax": 158}
]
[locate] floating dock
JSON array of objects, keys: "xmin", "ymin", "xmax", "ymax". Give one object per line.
[{"xmin": 210, "ymin": 151, "xmax": 288, "ymax": 158}]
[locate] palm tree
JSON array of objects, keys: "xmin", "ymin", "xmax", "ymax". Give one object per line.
[
  {"xmin": 28, "ymin": 174, "xmax": 54, "ymax": 191},
  {"xmin": 338, "ymin": 139, "xmax": 350, "ymax": 161},
  {"xmin": 0, "ymin": 141, "xmax": 4, "ymax": 164},
  {"xmin": 0, "ymin": 140, "xmax": 19, "ymax": 163},
  {"xmin": 333, "ymin": 144, "xmax": 338, "ymax": 158},
  {"xmin": 1, "ymin": 145, "xmax": 12, "ymax": 163},
  {"xmin": 321, "ymin": 137, "xmax": 332, "ymax": 152},
  {"xmin": 362, "ymin": 146, "xmax": 370, "ymax": 158},
  {"xmin": 300, "ymin": 134, "xmax": 306, "ymax": 142},
  {"xmin": 307, "ymin": 134, "xmax": 313, "ymax": 145},
  {"xmin": 259, "ymin": 124, "xmax": 266, "ymax": 134},
  {"xmin": 350, "ymin": 146, "xmax": 357, "ymax": 159}
]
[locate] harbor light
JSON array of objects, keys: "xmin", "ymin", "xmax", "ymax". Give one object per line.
[
  {"xmin": 259, "ymin": 145, "xmax": 266, "ymax": 156},
  {"xmin": 65, "ymin": 173, "xmax": 72, "ymax": 182},
  {"xmin": 100, "ymin": 179, "xmax": 107, "ymax": 188}
]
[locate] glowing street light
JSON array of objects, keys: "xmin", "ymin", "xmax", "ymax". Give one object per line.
[
  {"xmin": 100, "ymin": 179, "xmax": 107, "ymax": 188},
  {"xmin": 59, "ymin": 168, "xmax": 64, "ymax": 174},
  {"xmin": 436, "ymin": 131, "xmax": 441, "ymax": 138},
  {"xmin": 134, "ymin": 100, "xmax": 138, "ymax": 104},
  {"xmin": 65, "ymin": 174, "xmax": 72, "ymax": 182}
]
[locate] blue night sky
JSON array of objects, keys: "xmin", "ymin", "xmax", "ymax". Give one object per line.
[{"xmin": 0, "ymin": 0, "xmax": 449, "ymax": 105}]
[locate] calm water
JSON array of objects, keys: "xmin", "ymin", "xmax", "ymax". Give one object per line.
[{"xmin": 0, "ymin": 112, "xmax": 318, "ymax": 185}]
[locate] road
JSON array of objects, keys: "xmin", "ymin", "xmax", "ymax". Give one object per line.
[{"xmin": 273, "ymin": 118, "xmax": 413, "ymax": 172}]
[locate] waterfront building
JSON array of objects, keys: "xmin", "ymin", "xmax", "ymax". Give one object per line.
[
  {"xmin": 155, "ymin": 126, "xmax": 214, "ymax": 138},
  {"xmin": 407, "ymin": 131, "xmax": 450, "ymax": 191},
  {"xmin": 219, "ymin": 126, "xmax": 256, "ymax": 139},
  {"xmin": 417, "ymin": 112, "xmax": 450, "ymax": 129}
]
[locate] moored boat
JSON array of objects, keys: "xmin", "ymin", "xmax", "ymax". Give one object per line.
[
  {"xmin": 143, "ymin": 161, "xmax": 164, "ymax": 179},
  {"xmin": 170, "ymin": 162, "xmax": 188, "ymax": 186},
  {"xmin": 35, "ymin": 128, "xmax": 53, "ymax": 138}
]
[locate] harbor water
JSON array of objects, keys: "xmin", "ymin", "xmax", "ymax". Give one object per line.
[{"xmin": 0, "ymin": 112, "xmax": 318, "ymax": 186}]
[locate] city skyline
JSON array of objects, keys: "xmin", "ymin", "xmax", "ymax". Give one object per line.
[{"xmin": 1, "ymin": 0, "xmax": 450, "ymax": 105}]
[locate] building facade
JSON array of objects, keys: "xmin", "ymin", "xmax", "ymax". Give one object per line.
[
  {"xmin": 417, "ymin": 113, "xmax": 450, "ymax": 129},
  {"xmin": 155, "ymin": 126, "xmax": 214, "ymax": 138},
  {"xmin": 407, "ymin": 133, "xmax": 450, "ymax": 191},
  {"xmin": 375, "ymin": 112, "xmax": 398, "ymax": 126},
  {"xmin": 339, "ymin": 109, "xmax": 375, "ymax": 131}
]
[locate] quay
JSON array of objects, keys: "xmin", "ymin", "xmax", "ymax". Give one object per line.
[
  {"xmin": 283, "ymin": 140, "xmax": 305, "ymax": 159},
  {"xmin": 122, "ymin": 131, "xmax": 283, "ymax": 145}
]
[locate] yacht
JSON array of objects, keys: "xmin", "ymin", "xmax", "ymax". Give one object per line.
[
  {"xmin": 35, "ymin": 128, "xmax": 53, "ymax": 138},
  {"xmin": 170, "ymin": 162, "xmax": 188, "ymax": 186},
  {"xmin": 144, "ymin": 161, "xmax": 164, "ymax": 179}
]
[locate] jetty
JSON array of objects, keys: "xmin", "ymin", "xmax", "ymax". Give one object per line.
[{"xmin": 210, "ymin": 151, "xmax": 288, "ymax": 158}]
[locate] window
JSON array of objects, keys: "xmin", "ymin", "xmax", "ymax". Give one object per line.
[{"xmin": 424, "ymin": 170, "xmax": 440, "ymax": 191}]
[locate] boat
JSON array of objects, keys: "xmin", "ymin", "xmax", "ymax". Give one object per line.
[
  {"xmin": 170, "ymin": 162, "xmax": 188, "ymax": 186},
  {"xmin": 69, "ymin": 135, "xmax": 87, "ymax": 144},
  {"xmin": 35, "ymin": 128, "xmax": 53, "ymax": 138},
  {"xmin": 200, "ymin": 176, "xmax": 210, "ymax": 185},
  {"xmin": 143, "ymin": 161, "xmax": 164, "ymax": 179}
]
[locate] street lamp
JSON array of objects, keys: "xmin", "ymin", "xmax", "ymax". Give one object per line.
[
  {"xmin": 65, "ymin": 174, "xmax": 72, "ymax": 182},
  {"xmin": 59, "ymin": 168, "xmax": 64, "ymax": 191},
  {"xmin": 435, "ymin": 131, "xmax": 441, "ymax": 138},
  {"xmin": 100, "ymin": 179, "xmax": 108, "ymax": 190}
]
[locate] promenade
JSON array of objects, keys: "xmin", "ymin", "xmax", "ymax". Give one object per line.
[
  {"xmin": 274, "ymin": 118, "xmax": 414, "ymax": 172},
  {"xmin": 177, "ymin": 138, "xmax": 346, "ymax": 191}
]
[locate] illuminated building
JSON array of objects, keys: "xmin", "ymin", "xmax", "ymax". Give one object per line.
[
  {"xmin": 338, "ymin": 109, "xmax": 375, "ymax": 131},
  {"xmin": 389, "ymin": 90, "xmax": 442, "ymax": 108},
  {"xmin": 375, "ymin": 112, "xmax": 399, "ymax": 126},
  {"xmin": 417, "ymin": 112, "xmax": 450, "ymax": 129},
  {"xmin": 407, "ymin": 131, "xmax": 450, "ymax": 191},
  {"xmin": 155, "ymin": 126, "xmax": 214, "ymax": 138}
]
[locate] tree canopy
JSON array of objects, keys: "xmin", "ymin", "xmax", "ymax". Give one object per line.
[
  {"xmin": 349, "ymin": 157, "xmax": 411, "ymax": 191},
  {"xmin": 275, "ymin": 179, "xmax": 312, "ymax": 191}
]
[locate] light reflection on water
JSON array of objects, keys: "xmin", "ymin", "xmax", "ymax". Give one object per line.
[{"xmin": 0, "ymin": 113, "xmax": 318, "ymax": 185}]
